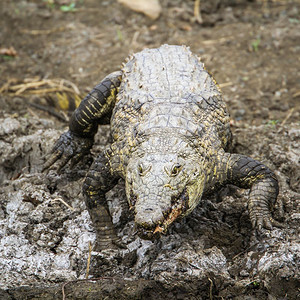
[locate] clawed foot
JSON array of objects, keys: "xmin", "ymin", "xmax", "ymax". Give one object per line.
[
  {"xmin": 93, "ymin": 237, "xmax": 126, "ymax": 252},
  {"xmin": 249, "ymin": 205, "xmax": 284, "ymax": 232},
  {"xmin": 43, "ymin": 131, "xmax": 93, "ymax": 172}
]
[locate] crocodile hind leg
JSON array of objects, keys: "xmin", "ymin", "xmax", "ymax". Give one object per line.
[
  {"xmin": 216, "ymin": 152, "xmax": 282, "ymax": 230},
  {"xmin": 83, "ymin": 152, "xmax": 120, "ymax": 250}
]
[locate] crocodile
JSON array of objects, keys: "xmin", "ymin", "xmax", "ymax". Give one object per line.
[{"xmin": 44, "ymin": 44, "xmax": 281, "ymax": 249}]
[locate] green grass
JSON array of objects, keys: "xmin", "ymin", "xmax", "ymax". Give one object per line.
[
  {"xmin": 116, "ymin": 28, "xmax": 123, "ymax": 42},
  {"xmin": 43, "ymin": 0, "xmax": 55, "ymax": 9},
  {"xmin": 43, "ymin": 1, "xmax": 78, "ymax": 12},
  {"xmin": 60, "ymin": 3, "xmax": 77, "ymax": 12},
  {"xmin": 266, "ymin": 119, "xmax": 279, "ymax": 127},
  {"xmin": 289, "ymin": 18, "xmax": 300, "ymax": 24},
  {"xmin": 1, "ymin": 55, "xmax": 15, "ymax": 61},
  {"xmin": 251, "ymin": 38, "xmax": 261, "ymax": 52}
]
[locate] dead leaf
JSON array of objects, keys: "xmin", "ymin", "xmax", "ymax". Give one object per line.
[
  {"xmin": 0, "ymin": 46, "xmax": 17, "ymax": 57},
  {"xmin": 118, "ymin": 0, "xmax": 161, "ymax": 20},
  {"xmin": 180, "ymin": 24, "xmax": 192, "ymax": 31}
]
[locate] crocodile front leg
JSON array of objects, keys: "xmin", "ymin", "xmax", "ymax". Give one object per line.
[
  {"xmin": 69, "ymin": 71, "xmax": 122, "ymax": 137},
  {"xmin": 83, "ymin": 152, "xmax": 120, "ymax": 250},
  {"xmin": 214, "ymin": 152, "xmax": 282, "ymax": 230},
  {"xmin": 43, "ymin": 71, "xmax": 122, "ymax": 171}
]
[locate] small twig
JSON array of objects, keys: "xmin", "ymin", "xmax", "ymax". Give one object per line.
[
  {"xmin": 89, "ymin": 38, "xmax": 103, "ymax": 47},
  {"xmin": 292, "ymin": 90, "xmax": 300, "ymax": 98},
  {"xmin": 194, "ymin": 0, "xmax": 203, "ymax": 24},
  {"xmin": 219, "ymin": 82, "xmax": 233, "ymax": 88},
  {"xmin": 52, "ymin": 197, "xmax": 74, "ymax": 210},
  {"xmin": 19, "ymin": 87, "xmax": 78, "ymax": 95},
  {"xmin": 27, "ymin": 107, "xmax": 39, "ymax": 119},
  {"xmin": 85, "ymin": 242, "xmax": 92, "ymax": 279},
  {"xmin": 24, "ymin": 76, "xmax": 40, "ymax": 83},
  {"xmin": 91, "ymin": 33, "xmax": 106, "ymax": 39},
  {"xmin": 20, "ymin": 27, "xmax": 66, "ymax": 35},
  {"xmin": 72, "ymin": 7, "xmax": 104, "ymax": 12},
  {"xmin": 62, "ymin": 79, "xmax": 80, "ymax": 95},
  {"xmin": 1, "ymin": 78, "xmax": 81, "ymax": 97},
  {"xmin": 14, "ymin": 80, "xmax": 50, "ymax": 95},
  {"xmin": 281, "ymin": 107, "xmax": 294, "ymax": 126},
  {"xmin": 202, "ymin": 36, "xmax": 233, "ymax": 45},
  {"xmin": 232, "ymin": 242, "xmax": 260, "ymax": 261},
  {"xmin": 29, "ymin": 102, "xmax": 68, "ymax": 122},
  {"xmin": 245, "ymin": 279, "xmax": 260, "ymax": 286},
  {"xmin": 131, "ymin": 31, "xmax": 140, "ymax": 47},
  {"xmin": 0, "ymin": 78, "xmax": 18, "ymax": 93},
  {"xmin": 61, "ymin": 111, "xmax": 70, "ymax": 122},
  {"xmin": 208, "ymin": 277, "xmax": 213, "ymax": 300}
]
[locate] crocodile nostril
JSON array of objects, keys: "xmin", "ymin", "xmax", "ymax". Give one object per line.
[{"xmin": 144, "ymin": 208, "xmax": 153, "ymax": 212}]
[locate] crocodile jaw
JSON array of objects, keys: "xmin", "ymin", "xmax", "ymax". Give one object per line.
[
  {"xmin": 132, "ymin": 189, "xmax": 189, "ymax": 240},
  {"xmin": 152, "ymin": 188, "xmax": 189, "ymax": 235}
]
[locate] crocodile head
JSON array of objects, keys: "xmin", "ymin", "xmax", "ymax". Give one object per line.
[{"xmin": 125, "ymin": 139, "xmax": 206, "ymax": 239}]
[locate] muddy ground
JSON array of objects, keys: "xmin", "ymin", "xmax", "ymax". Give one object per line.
[{"xmin": 0, "ymin": 0, "xmax": 299, "ymax": 299}]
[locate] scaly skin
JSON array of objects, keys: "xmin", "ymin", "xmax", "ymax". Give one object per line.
[{"xmin": 44, "ymin": 45, "xmax": 281, "ymax": 249}]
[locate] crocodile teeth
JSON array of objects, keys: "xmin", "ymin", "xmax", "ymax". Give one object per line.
[
  {"xmin": 153, "ymin": 202, "xmax": 185, "ymax": 235},
  {"xmin": 153, "ymin": 189, "xmax": 189, "ymax": 235},
  {"xmin": 153, "ymin": 225, "xmax": 163, "ymax": 234}
]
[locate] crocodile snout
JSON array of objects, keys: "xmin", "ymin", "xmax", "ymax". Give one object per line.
[{"xmin": 134, "ymin": 206, "xmax": 164, "ymax": 230}]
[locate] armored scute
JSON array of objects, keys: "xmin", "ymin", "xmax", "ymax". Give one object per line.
[{"xmin": 44, "ymin": 45, "xmax": 280, "ymax": 249}]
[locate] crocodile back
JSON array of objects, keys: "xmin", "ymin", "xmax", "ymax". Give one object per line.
[{"xmin": 110, "ymin": 45, "xmax": 231, "ymax": 159}]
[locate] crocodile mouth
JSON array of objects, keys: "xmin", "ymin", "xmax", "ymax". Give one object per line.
[{"xmin": 135, "ymin": 189, "xmax": 189, "ymax": 240}]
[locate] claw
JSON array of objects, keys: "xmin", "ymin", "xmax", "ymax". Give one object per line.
[
  {"xmin": 42, "ymin": 130, "xmax": 94, "ymax": 172},
  {"xmin": 70, "ymin": 153, "xmax": 84, "ymax": 169},
  {"xmin": 250, "ymin": 211, "xmax": 283, "ymax": 232},
  {"xmin": 257, "ymin": 224, "xmax": 263, "ymax": 232},
  {"xmin": 56, "ymin": 155, "xmax": 72, "ymax": 173},
  {"xmin": 248, "ymin": 195, "xmax": 283, "ymax": 231},
  {"xmin": 263, "ymin": 217, "xmax": 273, "ymax": 230},
  {"xmin": 270, "ymin": 218, "xmax": 285, "ymax": 228},
  {"xmin": 42, "ymin": 151, "xmax": 62, "ymax": 172}
]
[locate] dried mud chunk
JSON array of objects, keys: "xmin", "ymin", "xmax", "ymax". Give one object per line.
[{"xmin": 0, "ymin": 117, "xmax": 21, "ymax": 136}]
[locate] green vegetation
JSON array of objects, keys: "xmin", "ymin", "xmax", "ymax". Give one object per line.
[
  {"xmin": 43, "ymin": 0, "xmax": 55, "ymax": 9},
  {"xmin": 266, "ymin": 119, "xmax": 279, "ymax": 127},
  {"xmin": 60, "ymin": 3, "xmax": 77, "ymax": 12},
  {"xmin": 1, "ymin": 55, "xmax": 15, "ymax": 61},
  {"xmin": 251, "ymin": 38, "xmax": 261, "ymax": 52},
  {"xmin": 116, "ymin": 28, "xmax": 124, "ymax": 42},
  {"xmin": 43, "ymin": 1, "xmax": 78, "ymax": 12},
  {"xmin": 289, "ymin": 18, "xmax": 300, "ymax": 24}
]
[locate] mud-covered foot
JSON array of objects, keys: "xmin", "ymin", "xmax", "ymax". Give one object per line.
[
  {"xmin": 248, "ymin": 200, "xmax": 284, "ymax": 232},
  {"xmin": 43, "ymin": 130, "xmax": 93, "ymax": 172},
  {"xmin": 93, "ymin": 240, "xmax": 118, "ymax": 252},
  {"xmin": 89, "ymin": 247, "xmax": 123, "ymax": 277},
  {"xmin": 93, "ymin": 237, "xmax": 126, "ymax": 252}
]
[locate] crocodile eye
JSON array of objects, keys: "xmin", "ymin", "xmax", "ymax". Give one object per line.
[
  {"xmin": 138, "ymin": 164, "xmax": 151, "ymax": 176},
  {"xmin": 138, "ymin": 165, "xmax": 143, "ymax": 175},
  {"xmin": 171, "ymin": 164, "xmax": 182, "ymax": 176}
]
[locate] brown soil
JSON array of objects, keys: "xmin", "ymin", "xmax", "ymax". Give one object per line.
[{"xmin": 0, "ymin": 0, "xmax": 299, "ymax": 299}]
